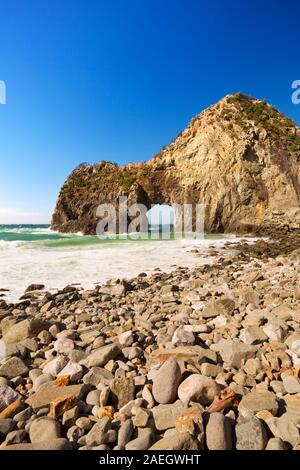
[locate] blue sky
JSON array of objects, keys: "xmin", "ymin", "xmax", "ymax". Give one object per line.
[{"xmin": 0, "ymin": 0, "xmax": 299, "ymax": 223}]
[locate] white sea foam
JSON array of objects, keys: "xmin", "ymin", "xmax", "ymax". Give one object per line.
[
  {"xmin": 0, "ymin": 234, "xmax": 252, "ymax": 303},
  {"xmin": 0, "ymin": 227, "xmax": 52, "ymax": 234}
]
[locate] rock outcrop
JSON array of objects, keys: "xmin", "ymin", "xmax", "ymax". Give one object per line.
[{"xmin": 51, "ymin": 93, "xmax": 300, "ymax": 235}]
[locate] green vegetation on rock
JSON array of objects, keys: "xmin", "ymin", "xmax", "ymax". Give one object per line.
[
  {"xmin": 116, "ymin": 172, "xmax": 136, "ymax": 191},
  {"xmin": 224, "ymin": 93, "xmax": 300, "ymax": 152}
]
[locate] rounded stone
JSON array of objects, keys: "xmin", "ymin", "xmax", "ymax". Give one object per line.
[
  {"xmin": 178, "ymin": 374, "xmax": 221, "ymax": 405},
  {"xmin": 238, "ymin": 390, "xmax": 278, "ymax": 417},
  {"xmin": 282, "ymin": 375, "xmax": 300, "ymax": 394},
  {"xmin": 75, "ymin": 417, "xmax": 93, "ymax": 431},
  {"xmin": 236, "ymin": 416, "xmax": 268, "ymax": 450},
  {"xmin": 265, "ymin": 437, "xmax": 288, "ymax": 450},
  {"xmin": 54, "ymin": 337, "xmax": 75, "ymax": 355},
  {"xmin": 86, "ymin": 389, "xmax": 101, "ymax": 406},
  {"xmin": 172, "ymin": 328, "xmax": 195, "ymax": 346},
  {"xmin": 29, "ymin": 369, "xmax": 43, "ymax": 382},
  {"xmin": 0, "ymin": 418, "xmax": 15, "ymax": 436},
  {"xmin": 118, "ymin": 419, "xmax": 133, "ymax": 448},
  {"xmin": 152, "ymin": 360, "xmax": 182, "ymax": 404},
  {"xmin": 0, "ymin": 438, "xmax": 72, "ymax": 450},
  {"xmin": 49, "ymin": 325, "xmax": 60, "ymax": 338},
  {"xmin": 32, "ymin": 373, "xmax": 53, "ymax": 392},
  {"xmin": 0, "ymin": 377, "xmax": 9, "ymax": 386},
  {"xmin": 118, "ymin": 331, "xmax": 134, "ymax": 347},
  {"xmin": 58, "ymin": 361, "xmax": 83, "ymax": 382},
  {"xmin": 29, "ymin": 417, "xmax": 61, "ymax": 443},
  {"xmin": 206, "ymin": 412, "xmax": 232, "ymax": 450},
  {"xmin": 42, "ymin": 355, "xmax": 69, "ymax": 377}
]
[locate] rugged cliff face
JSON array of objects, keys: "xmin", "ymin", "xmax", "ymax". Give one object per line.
[{"xmin": 51, "ymin": 93, "xmax": 300, "ymax": 235}]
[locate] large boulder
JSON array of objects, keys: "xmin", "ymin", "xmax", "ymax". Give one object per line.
[
  {"xmin": 0, "ymin": 438, "xmax": 72, "ymax": 450},
  {"xmin": 152, "ymin": 401, "xmax": 185, "ymax": 431},
  {"xmin": 3, "ymin": 319, "xmax": 49, "ymax": 344},
  {"xmin": 238, "ymin": 390, "xmax": 279, "ymax": 417},
  {"xmin": 177, "ymin": 374, "xmax": 221, "ymax": 405},
  {"xmin": 150, "ymin": 432, "xmax": 199, "ymax": 450},
  {"xmin": 26, "ymin": 383, "xmax": 87, "ymax": 411},
  {"xmin": 218, "ymin": 339, "xmax": 257, "ymax": 368},
  {"xmin": 152, "ymin": 360, "xmax": 181, "ymax": 404},
  {"xmin": 0, "ymin": 385, "xmax": 22, "ymax": 412},
  {"xmin": 206, "ymin": 412, "xmax": 232, "ymax": 450},
  {"xmin": 29, "ymin": 417, "xmax": 61, "ymax": 443},
  {"xmin": 81, "ymin": 344, "xmax": 120, "ymax": 368},
  {"xmin": 0, "ymin": 357, "xmax": 29, "ymax": 379},
  {"xmin": 236, "ymin": 417, "xmax": 268, "ymax": 450}
]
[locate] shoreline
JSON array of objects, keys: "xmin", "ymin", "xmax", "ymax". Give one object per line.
[
  {"xmin": 0, "ymin": 234, "xmax": 300, "ymax": 450},
  {"xmin": 0, "ymin": 233, "xmax": 251, "ymax": 304}
]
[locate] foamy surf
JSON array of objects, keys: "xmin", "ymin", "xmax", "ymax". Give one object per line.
[{"xmin": 0, "ymin": 225, "xmax": 249, "ymax": 302}]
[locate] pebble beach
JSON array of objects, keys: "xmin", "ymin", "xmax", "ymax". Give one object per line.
[{"xmin": 0, "ymin": 234, "xmax": 300, "ymax": 450}]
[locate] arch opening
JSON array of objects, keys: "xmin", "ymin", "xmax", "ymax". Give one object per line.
[{"xmin": 146, "ymin": 204, "xmax": 174, "ymax": 235}]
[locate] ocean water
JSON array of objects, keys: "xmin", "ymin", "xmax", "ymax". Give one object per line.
[{"xmin": 0, "ymin": 224, "xmax": 238, "ymax": 302}]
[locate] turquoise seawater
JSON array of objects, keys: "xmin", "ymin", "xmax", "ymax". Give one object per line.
[
  {"xmin": 0, "ymin": 225, "xmax": 234, "ymax": 302},
  {"xmin": 0, "ymin": 224, "xmax": 226, "ymax": 247},
  {"xmin": 0, "ymin": 225, "xmax": 64, "ymax": 242}
]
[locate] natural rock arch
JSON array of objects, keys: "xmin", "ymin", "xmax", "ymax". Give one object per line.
[{"xmin": 52, "ymin": 94, "xmax": 300, "ymax": 236}]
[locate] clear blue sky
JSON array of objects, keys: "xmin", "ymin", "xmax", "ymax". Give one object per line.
[{"xmin": 0, "ymin": 0, "xmax": 299, "ymax": 223}]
